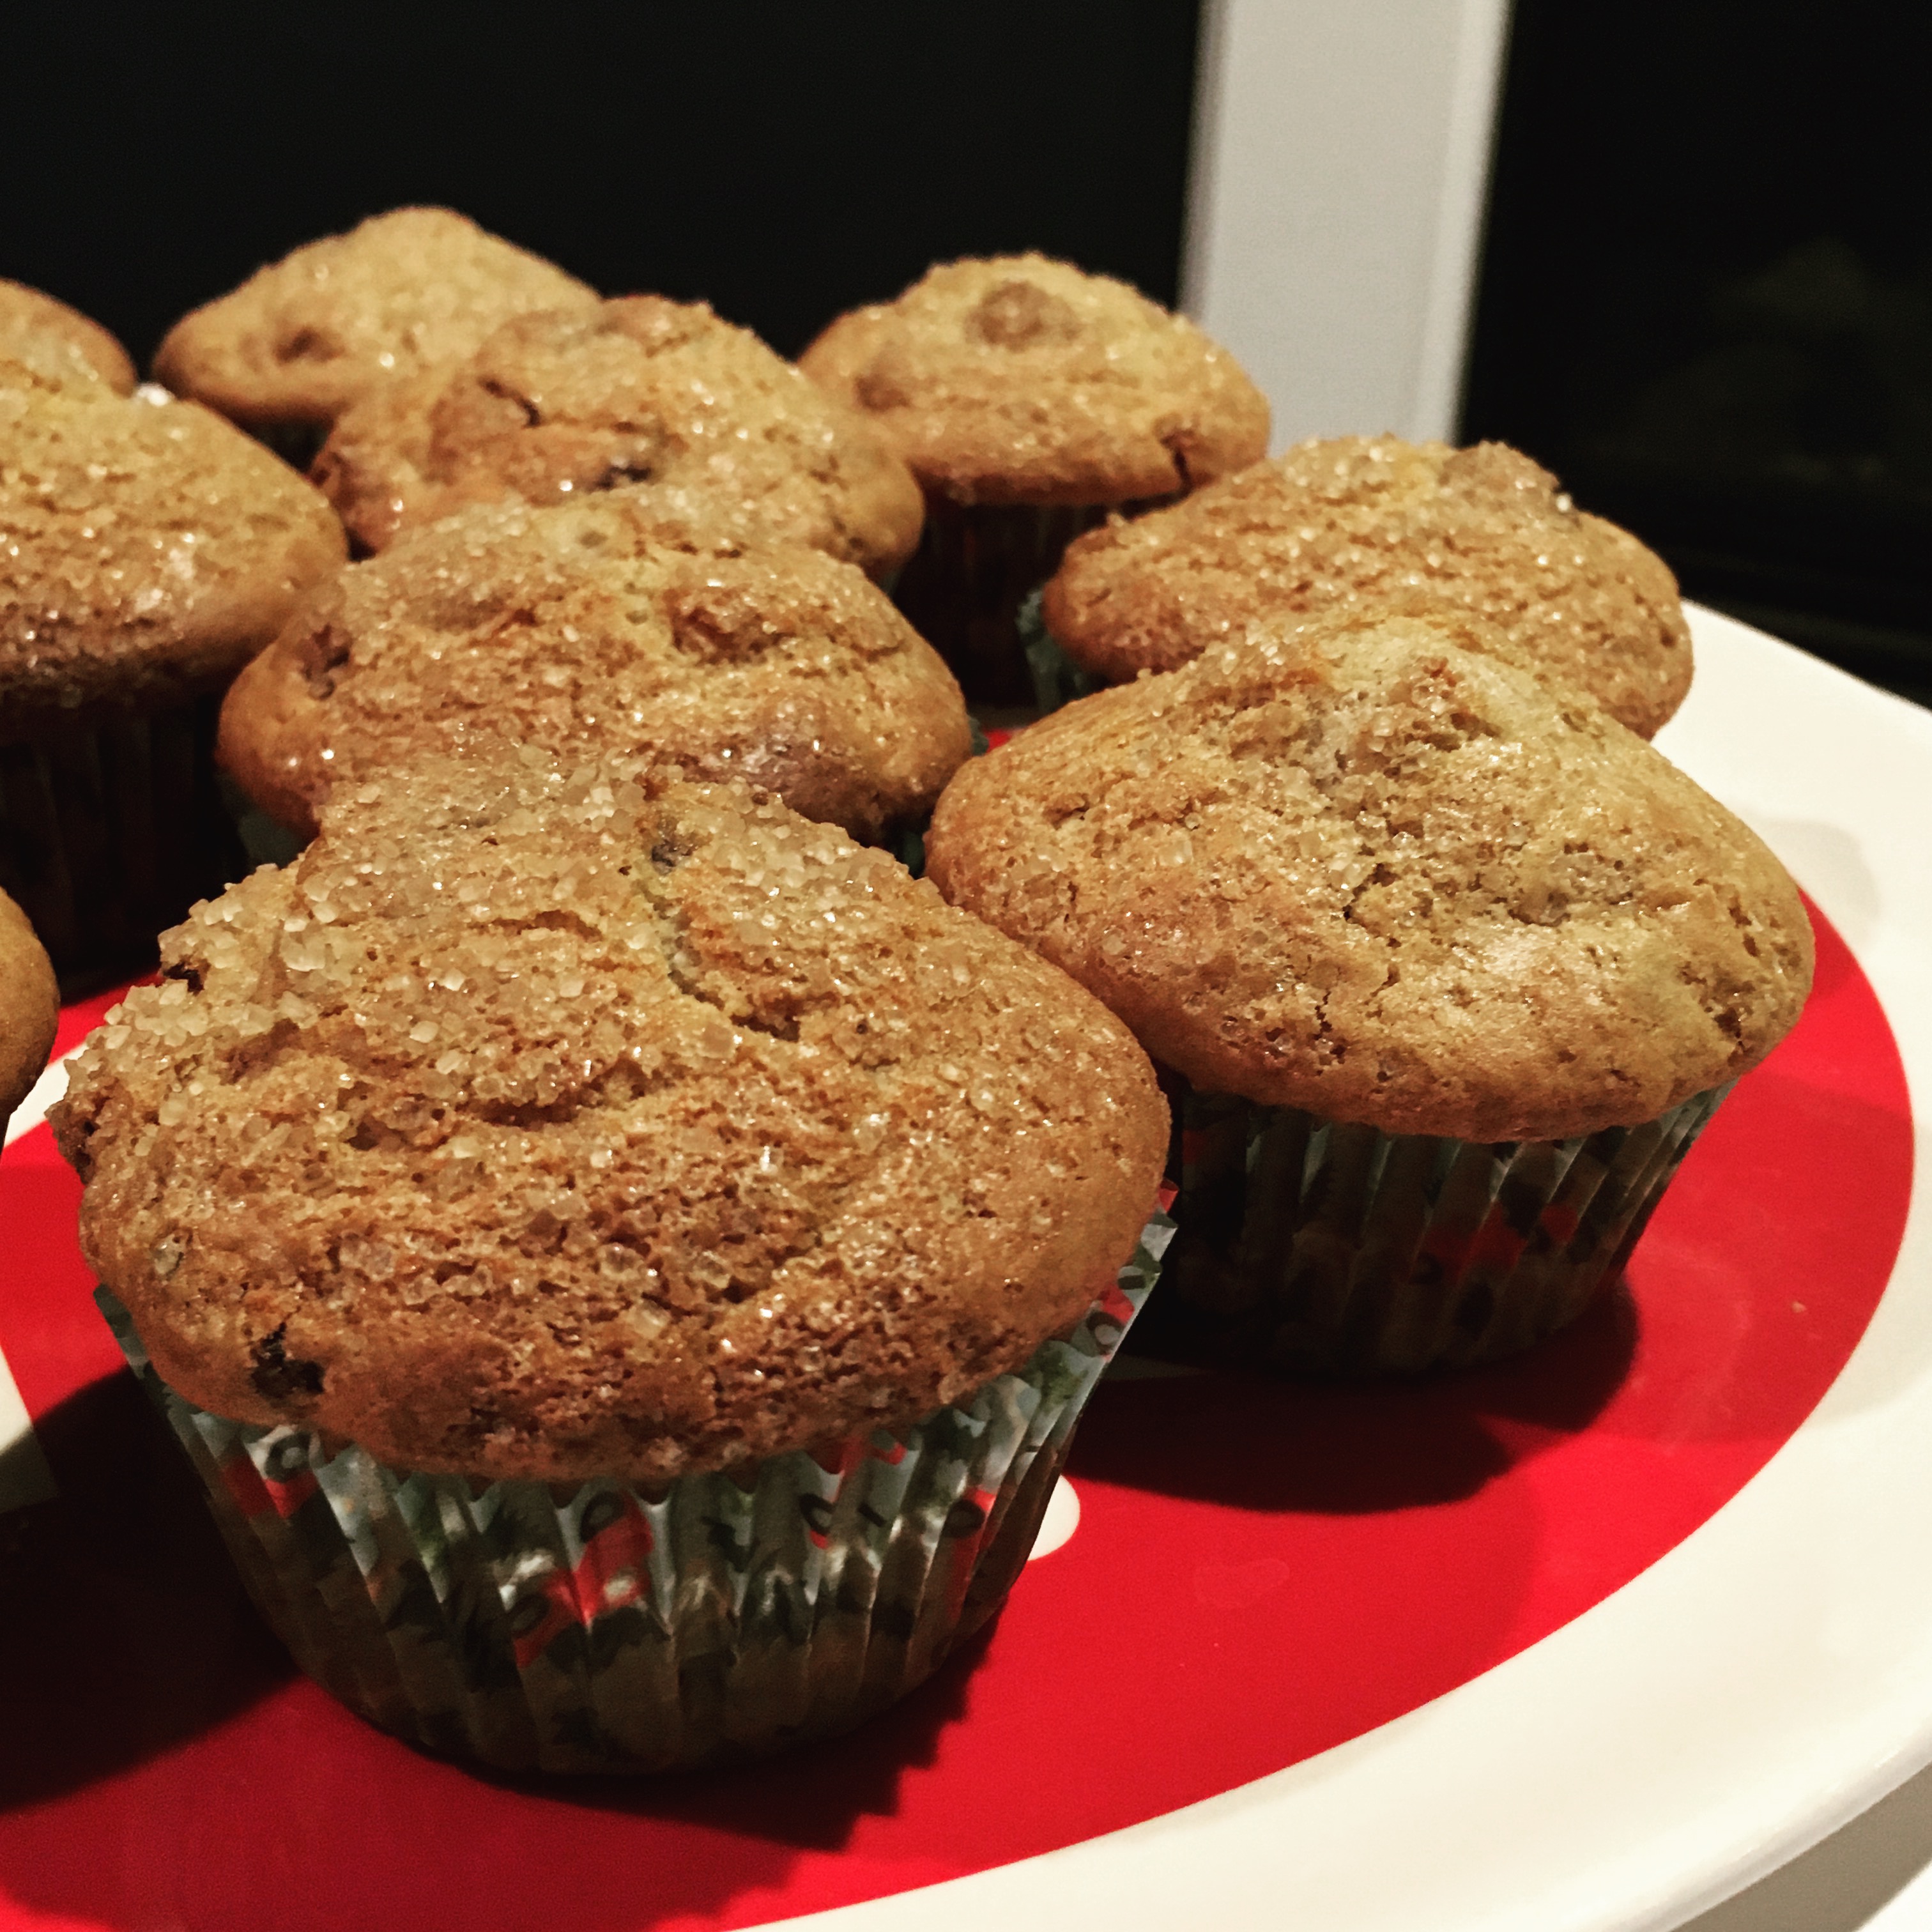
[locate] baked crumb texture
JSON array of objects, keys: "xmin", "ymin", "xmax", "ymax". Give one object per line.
[
  {"xmin": 926, "ymin": 608, "xmax": 1812, "ymax": 1144},
  {"xmin": 0, "ymin": 280, "xmax": 136, "ymax": 396},
  {"xmin": 54, "ymin": 759, "xmax": 1167, "ymax": 1485},
  {"xmin": 217, "ymin": 494, "xmax": 970, "ymax": 843},
  {"xmin": 799, "ymin": 253, "xmax": 1271, "ymax": 507},
  {"xmin": 0, "ymin": 887, "xmax": 57, "ymax": 1120},
  {"xmin": 312, "ymin": 296, "xmax": 925, "ymax": 574},
  {"xmin": 1045, "ymin": 436, "xmax": 1693, "ymax": 737},
  {"xmin": 0, "ymin": 367, "xmax": 347, "ymax": 728},
  {"xmin": 152, "ymin": 207, "xmax": 597, "ymax": 436}
]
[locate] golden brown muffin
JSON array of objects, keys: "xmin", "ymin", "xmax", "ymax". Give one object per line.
[
  {"xmin": 0, "ymin": 280, "xmax": 136, "ymax": 394},
  {"xmin": 218, "ymin": 493, "xmax": 972, "ymax": 843},
  {"xmin": 0, "ymin": 362, "xmax": 348, "ymax": 982},
  {"xmin": 0, "ymin": 368, "xmax": 347, "ymax": 726},
  {"xmin": 799, "ymin": 253, "xmax": 1270, "ymax": 507},
  {"xmin": 1045, "ymin": 436, "xmax": 1693, "ymax": 738},
  {"xmin": 310, "ymin": 296, "xmax": 926, "ymax": 574},
  {"xmin": 926, "ymin": 606, "xmax": 1811, "ymax": 1145},
  {"xmin": 0, "ymin": 888, "xmax": 57, "ymax": 1129},
  {"xmin": 54, "ymin": 755, "xmax": 1169, "ymax": 1484},
  {"xmin": 152, "ymin": 207, "xmax": 597, "ymax": 441}
]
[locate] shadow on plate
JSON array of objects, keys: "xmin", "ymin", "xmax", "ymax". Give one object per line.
[
  {"xmin": 1075, "ymin": 1281, "xmax": 1639, "ymax": 1514},
  {"xmin": 0, "ymin": 1369, "xmax": 293, "ymax": 1812},
  {"xmin": 0, "ymin": 1372, "xmax": 1002, "ymax": 1932}
]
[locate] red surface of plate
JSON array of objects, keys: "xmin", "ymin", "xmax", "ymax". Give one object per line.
[{"xmin": 0, "ymin": 902, "xmax": 1910, "ymax": 1932}]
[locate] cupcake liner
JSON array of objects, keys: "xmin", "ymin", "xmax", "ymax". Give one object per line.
[
  {"xmin": 254, "ymin": 420, "xmax": 330, "ymax": 473},
  {"xmin": 892, "ymin": 499, "xmax": 1115, "ymax": 707},
  {"xmin": 0, "ymin": 696, "xmax": 247, "ymax": 994},
  {"xmin": 1139, "ymin": 1084, "xmax": 1730, "ymax": 1376},
  {"xmin": 102, "ymin": 1206, "xmax": 1174, "ymax": 1774},
  {"xmin": 1017, "ymin": 588, "xmax": 1108, "ymax": 717}
]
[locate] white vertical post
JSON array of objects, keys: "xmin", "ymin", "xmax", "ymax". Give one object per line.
[{"xmin": 1184, "ymin": 0, "xmax": 1514, "ymax": 450}]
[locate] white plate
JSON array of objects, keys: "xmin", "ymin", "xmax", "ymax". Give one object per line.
[{"xmin": 763, "ymin": 606, "xmax": 1932, "ymax": 1932}]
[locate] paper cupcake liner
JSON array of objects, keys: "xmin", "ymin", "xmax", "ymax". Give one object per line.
[
  {"xmin": 1016, "ymin": 589, "xmax": 1108, "ymax": 717},
  {"xmin": 254, "ymin": 420, "xmax": 330, "ymax": 473},
  {"xmin": 0, "ymin": 695, "xmax": 247, "ymax": 994},
  {"xmin": 892, "ymin": 499, "xmax": 1118, "ymax": 707},
  {"xmin": 102, "ymin": 1208, "xmax": 1173, "ymax": 1774},
  {"xmin": 1137, "ymin": 1084, "xmax": 1730, "ymax": 1376}
]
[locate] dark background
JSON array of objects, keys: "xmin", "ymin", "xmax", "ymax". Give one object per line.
[
  {"xmin": 3, "ymin": 4, "xmax": 1200, "ymax": 366},
  {"xmin": 1464, "ymin": 0, "xmax": 1932, "ymax": 706}
]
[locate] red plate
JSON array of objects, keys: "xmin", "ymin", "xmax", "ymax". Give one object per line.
[{"xmin": 0, "ymin": 900, "xmax": 1909, "ymax": 1932}]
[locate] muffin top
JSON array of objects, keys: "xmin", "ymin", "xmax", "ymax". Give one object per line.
[
  {"xmin": 0, "ymin": 367, "xmax": 348, "ymax": 727},
  {"xmin": 311, "ymin": 295, "xmax": 926, "ymax": 574},
  {"xmin": 1044, "ymin": 436, "xmax": 1693, "ymax": 738},
  {"xmin": 54, "ymin": 756, "xmax": 1167, "ymax": 1483},
  {"xmin": 0, "ymin": 280, "xmax": 135, "ymax": 395},
  {"xmin": 926, "ymin": 608, "xmax": 1811, "ymax": 1142},
  {"xmin": 152, "ymin": 207, "xmax": 597, "ymax": 435},
  {"xmin": 218, "ymin": 493, "xmax": 972, "ymax": 843},
  {"xmin": 798, "ymin": 253, "xmax": 1271, "ymax": 508},
  {"xmin": 0, "ymin": 888, "xmax": 57, "ymax": 1124}
]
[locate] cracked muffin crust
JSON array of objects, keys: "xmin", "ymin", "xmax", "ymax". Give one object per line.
[
  {"xmin": 152, "ymin": 207, "xmax": 597, "ymax": 440},
  {"xmin": 0, "ymin": 887, "xmax": 57, "ymax": 1127},
  {"xmin": 924, "ymin": 606, "xmax": 1811, "ymax": 1144},
  {"xmin": 799, "ymin": 253, "xmax": 1270, "ymax": 507},
  {"xmin": 217, "ymin": 493, "xmax": 972, "ymax": 843},
  {"xmin": 1043, "ymin": 436, "xmax": 1694, "ymax": 738},
  {"xmin": 311, "ymin": 295, "xmax": 926, "ymax": 573},
  {"xmin": 0, "ymin": 280, "xmax": 135, "ymax": 395},
  {"xmin": 54, "ymin": 756, "xmax": 1167, "ymax": 1483},
  {"xmin": 0, "ymin": 367, "xmax": 347, "ymax": 726}
]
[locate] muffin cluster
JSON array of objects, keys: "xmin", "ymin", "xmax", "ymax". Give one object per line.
[{"xmin": 8, "ymin": 208, "xmax": 1815, "ymax": 1768}]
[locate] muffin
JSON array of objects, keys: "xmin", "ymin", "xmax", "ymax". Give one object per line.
[
  {"xmin": 799, "ymin": 254, "xmax": 1270, "ymax": 703},
  {"xmin": 311, "ymin": 296, "xmax": 924, "ymax": 577},
  {"xmin": 153, "ymin": 207, "xmax": 597, "ymax": 463},
  {"xmin": 0, "ymin": 887, "xmax": 57, "ymax": 1144},
  {"xmin": 54, "ymin": 753, "xmax": 1170, "ymax": 1770},
  {"xmin": 217, "ymin": 493, "xmax": 971, "ymax": 847},
  {"xmin": 0, "ymin": 280, "xmax": 136, "ymax": 394},
  {"xmin": 1043, "ymin": 436, "xmax": 1694, "ymax": 739},
  {"xmin": 925, "ymin": 605, "xmax": 1813, "ymax": 1374},
  {"xmin": 0, "ymin": 363, "xmax": 347, "ymax": 986}
]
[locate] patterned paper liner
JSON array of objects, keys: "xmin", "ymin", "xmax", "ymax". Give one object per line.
[
  {"xmin": 0, "ymin": 695, "xmax": 247, "ymax": 995},
  {"xmin": 1137, "ymin": 1084, "xmax": 1731, "ymax": 1376},
  {"xmin": 892, "ymin": 498, "xmax": 1124, "ymax": 707},
  {"xmin": 102, "ymin": 1207, "xmax": 1174, "ymax": 1774}
]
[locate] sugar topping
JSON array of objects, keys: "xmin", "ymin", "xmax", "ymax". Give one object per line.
[
  {"xmin": 312, "ymin": 295, "xmax": 924, "ymax": 573},
  {"xmin": 153, "ymin": 207, "xmax": 598, "ymax": 432},
  {"xmin": 0, "ymin": 280, "xmax": 135, "ymax": 396},
  {"xmin": 217, "ymin": 493, "xmax": 970, "ymax": 843},
  {"xmin": 926, "ymin": 606, "xmax": 1811, "ymax": 1142},
  {"xmin": 1045, "ymin": 435, "xmax": 1693, "ymax": 737},
  {"xmin": 54, "ymin": 755, "xmax": 1165, "ymax": 1483},
  {"xmin": 799, "ymin": 253, "xmax": 1271, "ymax": 506},
  {"xmin": 0, "ymin": 367, "xmax": 346, "ymax": 721}
]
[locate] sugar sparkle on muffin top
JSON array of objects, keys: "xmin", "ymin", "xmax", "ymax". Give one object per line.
[{"xmin": 53, "ymin": 756, "xmax": 1167, "ymax": 1483}]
